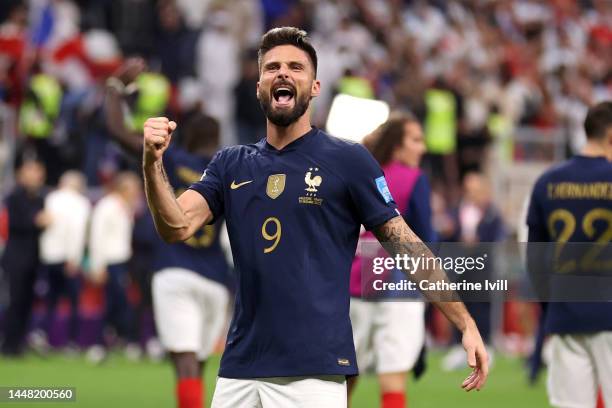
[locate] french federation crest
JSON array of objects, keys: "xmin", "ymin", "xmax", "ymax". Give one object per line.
[
  {"xmin": 299, "ymin": 168, "xmax": 324, "ymax": 205},
  {"xmin": 304, "ymin": 168, "xmax": 322, "ymax": 193},
  {"xmin": 266, "ymin": 174, "xmax": 286, "ymax": 199}
]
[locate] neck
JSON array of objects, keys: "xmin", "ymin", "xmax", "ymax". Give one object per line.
[
  {"xmin": 266, "ymin": 111, "xmax": 312, "ymax": 150},
  {"xmin": 581, "ymin": 140, "xmax": 611, "ymax": 161}
]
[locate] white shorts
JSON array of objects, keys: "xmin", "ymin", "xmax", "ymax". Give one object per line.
[
  {"xmin": 547, "ymin": 332, "xmax": 612, "ymax": 408},
  {"xmin": 211, "ymin": 376, "xmax": 347, "ymax": 408},
  {"xmin": 350, "ymin": 299, "xmax": 425, "ymax": 374},
  {"xmin": 152, "ymin": 268, "xmax": 229, "ymax": 360}
]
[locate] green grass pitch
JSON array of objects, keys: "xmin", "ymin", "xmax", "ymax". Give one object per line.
[{"xmin": 0, "ymin": 352, "xmax": 548, "ymax": 407}]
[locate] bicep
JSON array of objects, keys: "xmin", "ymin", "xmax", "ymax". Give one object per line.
[{"xmin": 177, "ymin": 189, "xmax": 213, "ymax": 236}]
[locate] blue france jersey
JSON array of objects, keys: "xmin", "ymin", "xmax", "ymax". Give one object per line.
[
  {"xmin": 151, "ymin": 146, "xmax": 229, "ymax": 285},
  {"xmin": 189, "ymin": 128, "xmax": 398, "ymax": 378},
  {"xmin": 527, "ymin": 156, "xmax": 612, "ymax": 334}
]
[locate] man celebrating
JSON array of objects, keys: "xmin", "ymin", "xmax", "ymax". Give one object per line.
[{"xmin": 143, "ymin": 27, "xmax": 488, "ymax": 407}]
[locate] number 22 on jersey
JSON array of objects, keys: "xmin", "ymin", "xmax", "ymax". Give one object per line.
[{"xmin": 548, "ymin": 208, "xmax": 612, "ymax": 272}]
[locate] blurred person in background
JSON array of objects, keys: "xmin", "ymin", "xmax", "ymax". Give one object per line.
[
  {"xmin": 196, "ymin": 6, "xmax": 241, "ymax": 146},
  {"xmin": 527, "ymin": 101, "xmax": 612, "ymax": 408},
  {"xmin": 36, "ymin": 170, "xmax": 90, "ymax": 352},
  {"xmin": 447, "ymin": 173, "xmax": 506, "ymax": 246},
  {"xmin": 422, "ymin": 76, "xmax": 462, "ymax": 202},
  {"xmin": 0, "ymin": 158, "xmax": 49, "ymax": 356},
  {"xmin": 441, "ymin": 172, "xmax": 506, "ymax": 372},
  {"xmin": 153, "ymin": 0, "xmax": 198, "ymax": 85},
  {"xmin": 87, "ymin": 171, "xmax": 142, "ymax": 362},
  {"xmin": 107, "ymin": 0, "xmax": 157, "ymax": 58},
  {"xmin": 234, "ymin": 49, "xmax": 266, "ymax": 145},
  {"xmin": 348, "ymin": 112, "xmax": 435, "ymax": 408},
  {"xmin": 105, "ymin": 59, "xmax": 232, "ymax": 408},
  {"xmin": 18, "ymin": 72, "xmax": 65, "ymax": 185}
]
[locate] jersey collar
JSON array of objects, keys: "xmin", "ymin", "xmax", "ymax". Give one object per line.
[
  {"xmin": 574, "ymin": 155, "xmax": 609, "ymax": 162},
  {"xmin": 262, "ymin": 127, "xmax": 318, "ymax": 153}
]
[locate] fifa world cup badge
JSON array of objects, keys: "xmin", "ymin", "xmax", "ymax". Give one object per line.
[{"xmin": 266, "ymin": 174, "xmax": 286, "ymax": 199}]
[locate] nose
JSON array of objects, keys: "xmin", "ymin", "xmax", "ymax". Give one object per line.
[{"xmin": 277, "ymin": 64, "xmax": 290, "ymax": 79}]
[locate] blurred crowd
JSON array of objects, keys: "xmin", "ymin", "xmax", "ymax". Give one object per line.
[
  {"xmin": 0, "ymin": 0, "xmax": 612, "ymax": 186},
  {"xmin": 1, "ymin": 0, "xmax": 610, "ymax": 188},
  {"xmin": 0, "ymin": 0, "xmax": 610, "ymax": 360}
]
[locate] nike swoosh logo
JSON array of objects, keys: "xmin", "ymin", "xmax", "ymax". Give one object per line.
[{"xmin": 230, "ymin": 180, "xmax": 253, "ymax": 190}]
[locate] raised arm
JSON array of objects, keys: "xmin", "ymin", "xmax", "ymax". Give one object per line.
[
  {"xmin": 143, "ymin": 117, "xmax": 211, "ymax": 242},
  {"xmin": 372, "ymin": 215, "xmax": 489, "ymax": 391},
  {"xmin": 104, "ymin": 58, "xmax": 148, "ymax": 155}
]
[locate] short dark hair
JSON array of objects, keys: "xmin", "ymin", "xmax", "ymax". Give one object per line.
[
  {"xmin": 367, "ymin": 112, "xmax": 418, "ymax": 166},
  {"xmin": 182, "ymin": 113, "xmax": 220, "ymax": 153},
  {"xmin": 257, "ymin": 27, "xmax": 317, "ymax": 77},
  {"xmin": 584, "ymin": 101, "xmax": 612, "ymax": 140}
]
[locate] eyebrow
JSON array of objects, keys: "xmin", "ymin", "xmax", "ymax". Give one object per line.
[
  {"xmin": 263, "ymin": 60, "xmax": 308, "ymax": 69},
  {"xmin": 263, "ymin": 61, "xmax": 279, "ymax": 69}
]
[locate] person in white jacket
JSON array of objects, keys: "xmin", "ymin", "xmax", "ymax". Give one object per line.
[
  {"xmin": 39, "ymin": 171, "xmax": 91, "ymax": 348},
  {"xmin": 88, "ymin": 172, "xmax": 141, "ymax": 357}
]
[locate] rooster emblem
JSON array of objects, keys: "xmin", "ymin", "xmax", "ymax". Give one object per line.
[{"xmin": 304, "ymin": 168, "xmax": 322, "ymax": 192}]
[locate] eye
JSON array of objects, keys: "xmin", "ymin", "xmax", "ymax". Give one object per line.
[{"xmin": 265, "ymin": 63, "xmax": 279, "ymax": 72}]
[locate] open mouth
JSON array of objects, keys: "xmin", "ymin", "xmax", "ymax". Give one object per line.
[{"xmin": 272, "ymin": 86, "xmax": 295, "ymax": 107}]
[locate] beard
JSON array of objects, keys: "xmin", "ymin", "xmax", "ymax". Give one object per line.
[{"xmin": 259, "ymin": 89, "xmax": 311, "ymax": 127}]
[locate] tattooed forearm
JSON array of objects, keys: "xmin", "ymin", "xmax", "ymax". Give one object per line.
[
  {"xmin": 157, "ymin": 161, "xmax": 175, "ymax": 197},
  {"xmin": 373, "ymin": 216, "xmax": 454, "ymax": 301},
  {"xmin": 143, "ymin": 159, "xmax": 188, "ymax": 240},
  {"xmin": 373, "ymin": 215, "xmax": 426, "ymax": 251},
  {"xmin": 373, "ymin": 215, "xmax": 473, "ymax": 329}
]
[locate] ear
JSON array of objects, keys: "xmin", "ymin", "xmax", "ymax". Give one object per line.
[
  {"xmin": 256, "ymin": 81, "xmax": 261, "ymax": 100},
  {"xmin": 311, "ymin": 79, "xmax": 321, "ymax": 98}
]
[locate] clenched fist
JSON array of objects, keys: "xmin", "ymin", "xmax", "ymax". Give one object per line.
[{"xmin": 143, "ymin": 117, "xmax": 177, "ymax": 164}]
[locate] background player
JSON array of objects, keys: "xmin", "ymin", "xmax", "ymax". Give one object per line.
[
  {"xmin": 441, "ymin": 172, "xmax": 505, "ymax": 372},
  {"xmin": 38, "ymin": 170, "xmax": 90, "ymax": 351},
  {"xmin": 0, "ymin": 159, "xmax": 48, "ymax": 356},
  {"xmin": 105, "ymin": 61, "xmax": 231, "ymax": 408},
  {"xmin": 526, "ymin": 100, "xmax": 612, "ymax": 407},
  {"xmin": 348, "ymin": 112, "xmax": 434, "ymax": 408},
  {"xmin": 88, "ymin": 171, "xmax": 142, "ymax": 361},
  {"xmin": 142, "ymin": 27, "xmax": 488, "ymax": 407}
]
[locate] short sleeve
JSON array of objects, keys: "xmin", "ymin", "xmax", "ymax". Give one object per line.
[
  {"xmin": 188, "ymin": 149, "xmax": 225, "ymax": 223},
  {"xmin": 526, "ymin": 178, "xmax": 548, "ymax": 242},
  {"xmin": 344, "ymin": 144, "xmax": 399, "ymax": 230}
]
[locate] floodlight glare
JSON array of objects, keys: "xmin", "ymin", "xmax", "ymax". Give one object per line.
[{"xmin": 326, "ymin": 94, "xmax": 390, "ymax": 142}]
